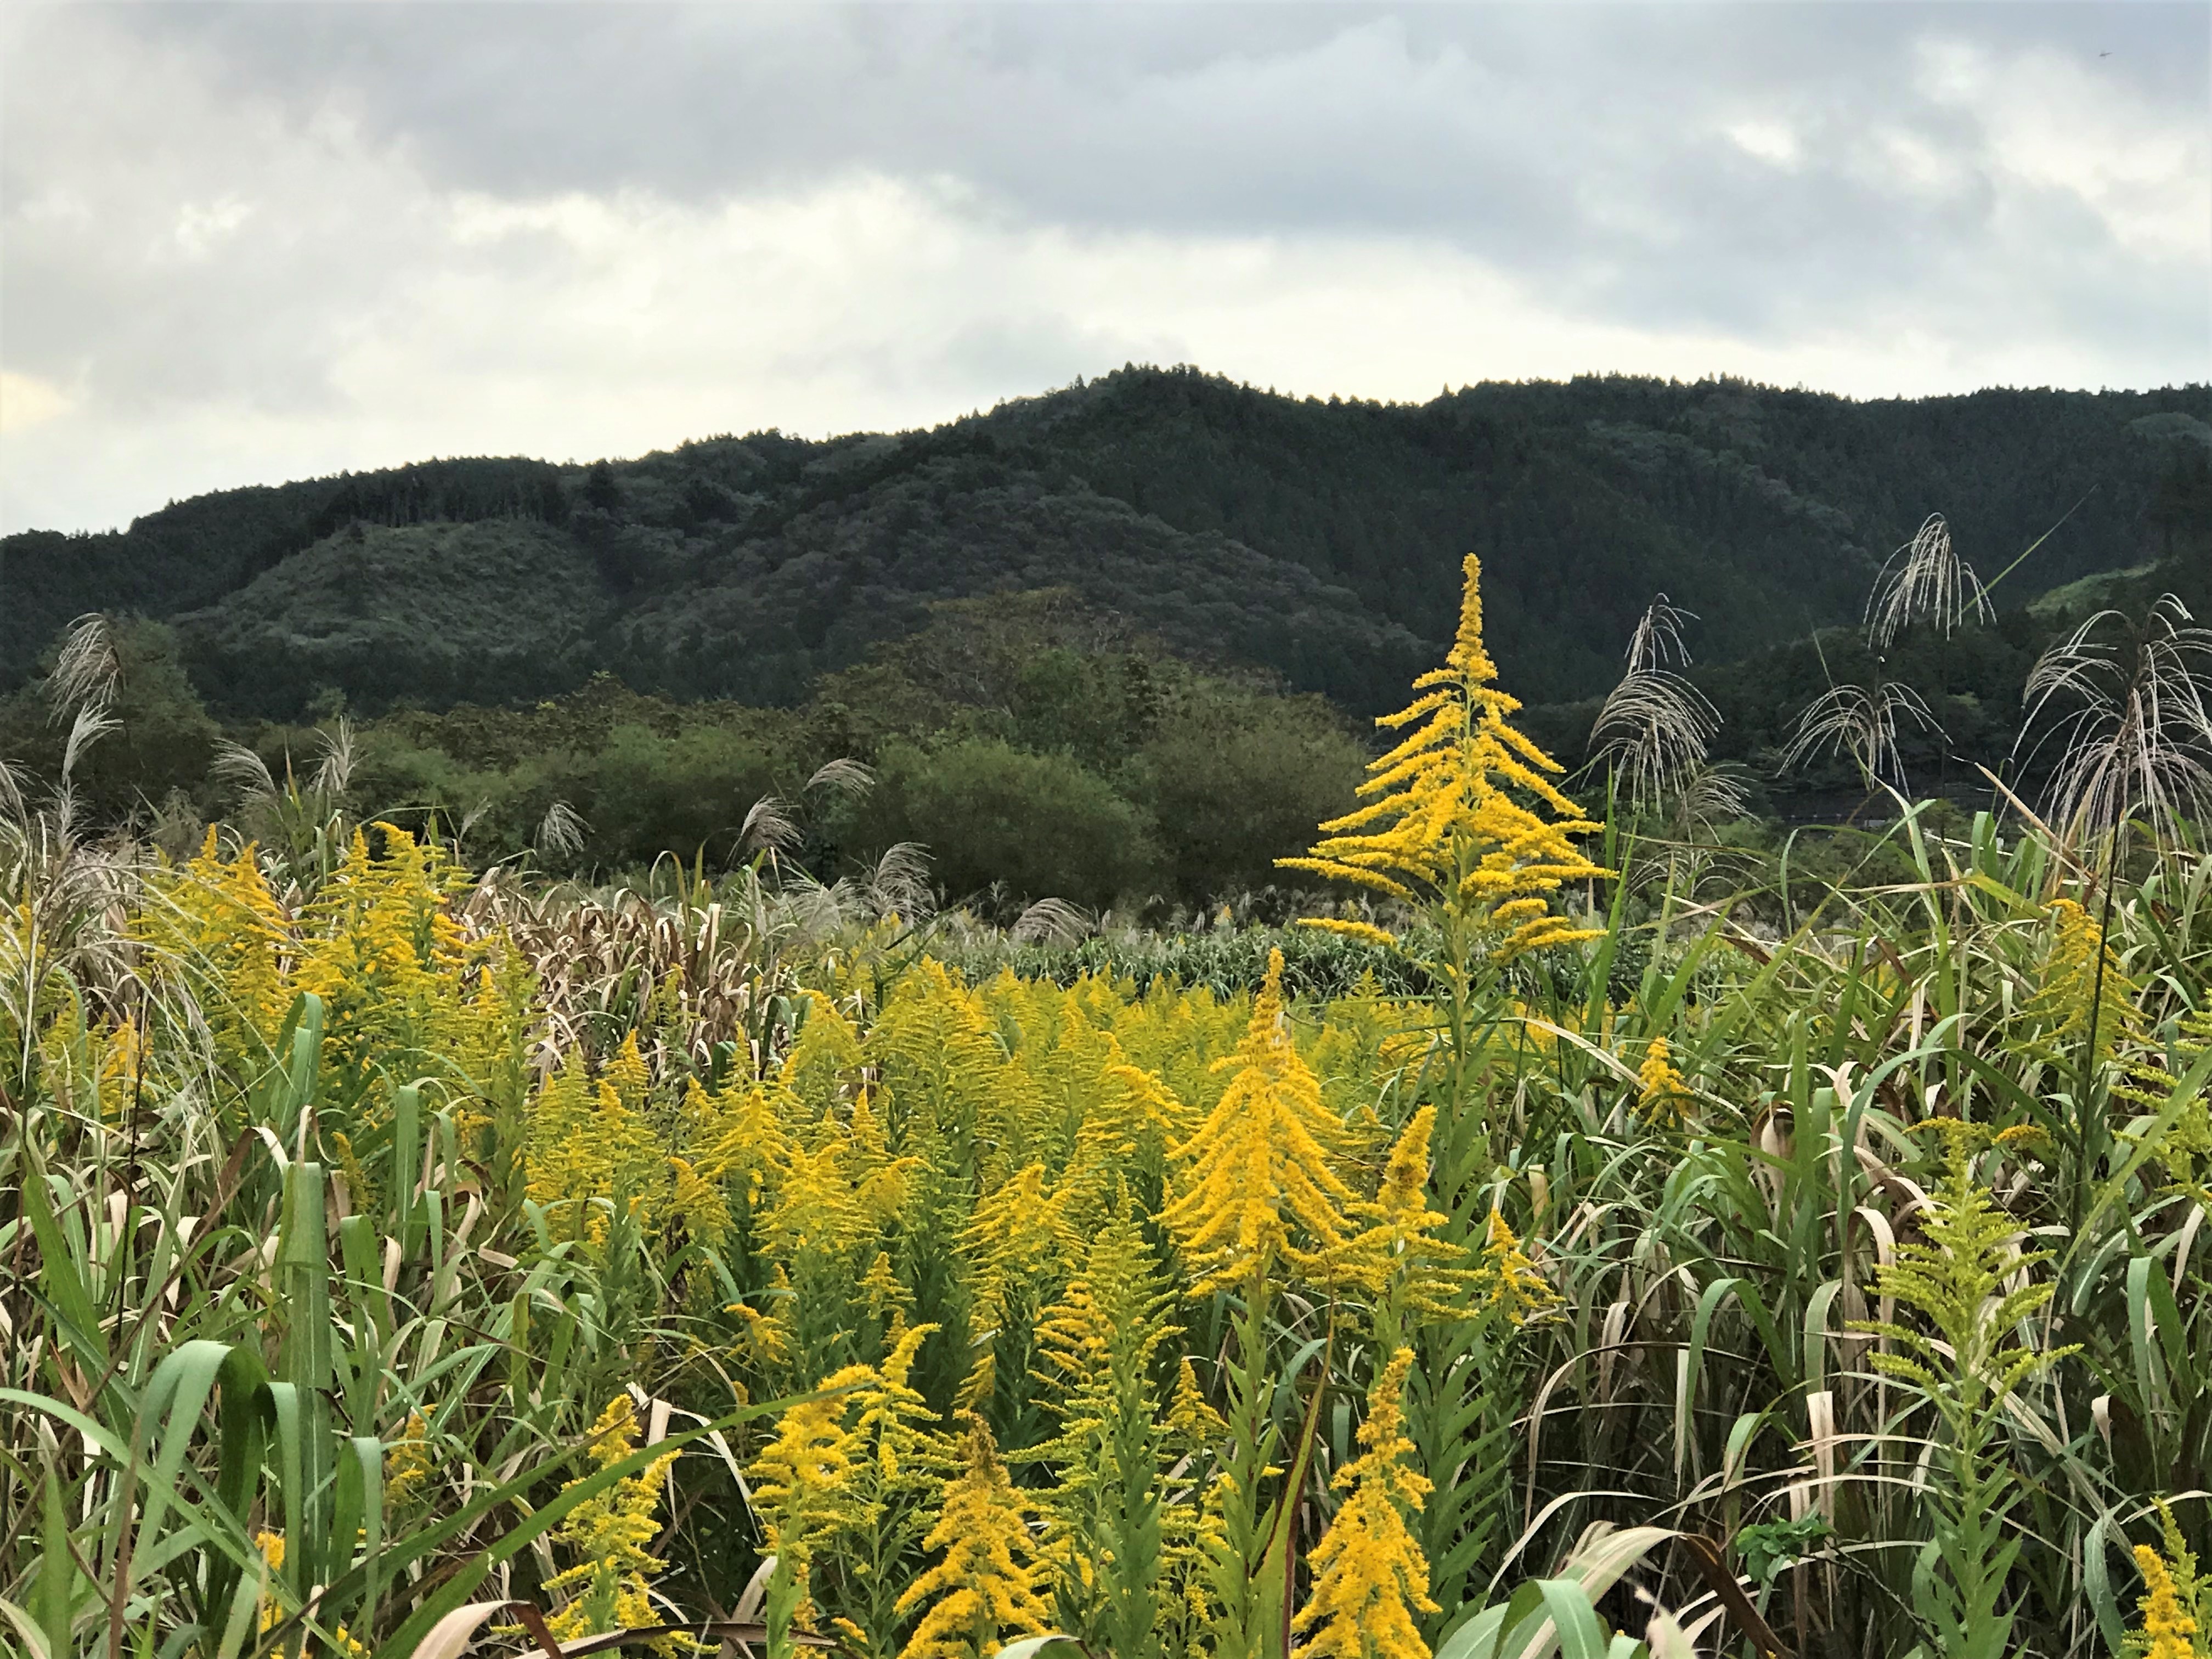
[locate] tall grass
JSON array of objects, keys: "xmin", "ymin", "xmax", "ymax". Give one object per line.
[{"xmin": 5, "ymin": 588, "xmax": 2211, "ymax": 1659}]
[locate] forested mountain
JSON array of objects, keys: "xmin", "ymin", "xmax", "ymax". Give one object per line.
[{"xmin": 6, "ymin": 366, "xmax": 2208, "ymax": 720}]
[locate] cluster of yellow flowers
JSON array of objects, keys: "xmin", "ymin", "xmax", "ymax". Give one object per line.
[
  {"xmin": 1637, "ymin": 1035, "xmax": 1693, "ymax": 1126},
  {"xmin": 136, "ymin": 824, "xmax": 527, "ymax": 1114},
  {"xmin": 1294, "ymin": 1350, "xmax": 1438, "ymax": 1659},
  {"xmin": 2131, "ymin": 1503, "xmax": 2212, "ymax": 1659},
  {"xmin": 540, "ymin": 1396, "xmax": 688, "ymax": 1649},
  {"xmin": 2022, "ymin": 896, "xmax": 2141, "ymax": 1066},
  {"xmin": 1280, "ymin": 552, "xmax": 1609, "ymax": 964},
  {"xmin": 675, "ymin": 945, "xmax": 1569, "ymax": 1659}
]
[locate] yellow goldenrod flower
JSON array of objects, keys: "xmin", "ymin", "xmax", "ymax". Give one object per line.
[
  {"xmin": 1167, "ymin": 1356, "xmax": 1228, "ymax": 1448},
  {"xmin": 726, "ymin": 1297, "xmax": 794, "ymax": 1369},
  {"xmin": 1474, "ymin": 1210, "xmax": 1560, "ymax": 1325},
  {"xmin": 1345, "ymin": 1107, "xmax": 1472, "ymax": 1339},
  {"xmin": 1637, "ymin": 1036, "xmax": 1693, "ymax": 1125},
  {"xmin": 671, "ymin": 1155, "xmax": 731, "ymax": 1243},
  {"xmin": 1280, "ymin": 554, "xmax": 1609, "ymax": 964},
  {"xmin": 255, "ymin": 1531, "xmax": 287, "ymax": 1636},
  {"xmin": 2021, "ymin": 896, "xmax": 2140, "ymax": 1065},
  {"xmin": 254, "ymin": 1531, "xmax": 368, "ymax": 1656},
  {"xmin": 525, "ymin": 1062, "xmax": 669, "ymax": 1241},
  {"xmin": 964, "ymin": 1161, "xmax": 1077, "ymax": 1333},
  {"xmin": 1293, "ymin": 1348, "xmax": 1439, "ymax": 1659},
  {"xmin": 894, "ymin": 1419, "xmax": 1051, "ymax": 1659},
  {"xmin": 2135, "ymin": 1545, "xmax": 2198, "ymax": 1659},
  {"xmin": 860, "ymin": 1249, "xmax": 909, "ymax": 1323},
  {"xmin": 1158, "ymin": 950, "xmax": 1355, "ymax": 1295},
  {"xmin": 383, "ymin": 1409, "xmax": 434, "ymax": 1511},
  {"xmin": 543, "ymin": 1396, "xmax": 687, "ymax": 1647},
  {"xmin": 752, "ymin": 1386, "xmax": 863, "ymax": 1545},
  {"xmin": 133, "ymin": 831, "xmax": 292, "ymax": 1073}
]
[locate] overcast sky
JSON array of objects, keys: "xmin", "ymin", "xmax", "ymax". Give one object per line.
[{"xmin": 3, "ymin": 2, "xmax": 2206, "ymax": 534}]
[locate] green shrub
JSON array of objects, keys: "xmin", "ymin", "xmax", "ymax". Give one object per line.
[
  {"xmin": 863, "ymin": 737, "xmax": 1158, "ymax": 909},
  {"xmin": 1128, "ymin": 693, "xmax": 1364, "ymax": 900}
]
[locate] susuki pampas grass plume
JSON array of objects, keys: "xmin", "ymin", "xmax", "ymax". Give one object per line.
[
  {"xmin": 1589, "ymin": 594, "xmax": 1724, "ymax": 814},
  {"xmin": 2016, "ymin": 592, "xmax": 2212, "ymax": 850},
  {"xmin": 1866, "ymin": 512, "xmax": 1993, "ymax": 650}
]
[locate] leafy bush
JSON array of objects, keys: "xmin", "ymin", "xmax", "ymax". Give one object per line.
[{"xmin": 861, "ymin": 736, "xmax": 1160, "ymax": 909}]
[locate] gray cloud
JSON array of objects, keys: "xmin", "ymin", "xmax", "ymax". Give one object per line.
[{"xmin": 2, "ymin": 3, "xmax": 2205, "ymax": 532}]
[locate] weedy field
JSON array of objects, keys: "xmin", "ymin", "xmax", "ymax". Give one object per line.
[{"xmin": 5, "ymin": 554, "xmax": 2212, "ymax": 1659}]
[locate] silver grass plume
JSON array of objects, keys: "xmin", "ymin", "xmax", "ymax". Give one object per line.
[
  {"xmin": 60, "ymin": 703, "xmax": 119, "ymax": 785},
  {"xmin": 46, "ymin": 613, "xmax": 119, "ymax": 723},
  {"xmin": 1010, "ymin": 895, "xmax": 1092, "ymax": 947},
  {"xmin": 311, "ymin": 718, "xmax": 356, "ymax": 799},
  {"xmin": 806, "ymin": 757, "xmax": 877, "ymax": 801},
  {"xmin": 1782, "ymin": 680, "xmax": 1944, "ymax": 793},
  {"xmin": 1675, "ymin": 762, "xmax": 1755, "ymax": 831},
  {"xmin": 1865, "ymin": 513, "xmax": 1991, "ymax": 650},
  {"xmin": 1623, "ymin": 593, "xmax": 1698, "ymax": 672},
  {"xmin": 738, "ymin": 795, "xmax": 802, "ymax": 857},
  {"xmin": 862, "ymin": 840, "xmax": 935, "ymax": 921},
  {"xmin": 455, "ymin": 798, "xmax": 493, "ymax": 849},
  {"xmin": 210, "ymin": 740, "xmax": 279, "ymax": 803},
  {"xmin": 2013, "ymin": 593, "xmax": 2212, "ymax": 850},
  {"xmin": 1590, "ymin": 594, "xmax": 1722, "ymax": 814},
  {"xmin": 534, "ymin": 800, "xmax": 590, "ymax": 862}
]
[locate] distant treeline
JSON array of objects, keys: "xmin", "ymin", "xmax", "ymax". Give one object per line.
[
  {"xmin": 8, "ymin": 533, "xmax": 2209, "ymax": 909},
  {"xmin": 0, "ymin": 594, "xmax": 1371, "ymax": 910},
  {"xmin": 7, "ymin": 367, "xmax": 2206, "ymax": 722}
]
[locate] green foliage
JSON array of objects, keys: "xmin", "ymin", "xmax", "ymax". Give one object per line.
[
  {"xmin": 11, "ymin": 371, "xmax": 2204, "ymax": 720},
  {"xmin": 0, "ymin": 618, "xmax": 221, "ymax": 829},
  {"xmin": 865, "ymin": 736, "xmax": 1159, "ymax": 909}
]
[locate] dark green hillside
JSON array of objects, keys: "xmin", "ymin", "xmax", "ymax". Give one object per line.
[
  {"xmin": 5, "ymin": 368, "xmax": 2205, "ymax": 720},
  {"xmin": 176, "ymin": 518, "xmax": 605, "ymax": 714}
]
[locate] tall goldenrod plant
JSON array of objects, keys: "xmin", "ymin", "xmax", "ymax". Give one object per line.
[
  {"xmin": 1850, "ymin": 1122, "xmax": 2077, "ymax": 1659},
  {"xmin": 1293, "ymin": 1348, "xmax": 1438, "ymax": 1659},
  {"xmin": 540, "ymin": 1396, "xmax": 687, "ymax": 1649},
  {"xmin": 1279, "ymin": 552, "xmax": 1607, "ymax": 1111},
  {"xmin": 1159, "ymin": 949, "xmax": 1352, "ymax": 1659},
  {"xmin": 1032, "ymin": 1196, "xmax": 1183, "ymax": 1659},
  {"xmin": 894, "ymin": 1417, "xmax": 1051, "ymax": 1659}
]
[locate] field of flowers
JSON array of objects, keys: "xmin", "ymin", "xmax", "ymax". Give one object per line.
[{"xmin": 6, "ymin": 557, "xmax": 2211, "ymax": 1659}]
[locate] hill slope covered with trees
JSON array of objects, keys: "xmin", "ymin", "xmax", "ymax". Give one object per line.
[{"xmin": 9, "ymin": 368, "xmax": 2207, "ymax": 720}]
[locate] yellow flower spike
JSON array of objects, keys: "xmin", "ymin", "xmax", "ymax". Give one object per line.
[
  {"xmin": 2134, "ymin": 1545, "xmax": 2198, "ymax": 1659},
  {"xmin": 525, "ymin": 1059, "xmax": 668, "ymax": 1242},
  {"xmin": 1158, "ymin": 950, "xmax": 1356, "ymax": 1295},
  {"xmin": 1345, "ymin": 1107, "xmax": 1473, "ymax": 1338},
  {"xmin": 894, "ymin": 1419, "xmax": 1051, "ymax": 1659},
  {"xmin": 1475, "ymin": 1210, "xmax": 1561, "ymax": 1326},
  {"xmin": 2021, "ymin": 896, "xmax": 2141, "ymax": 1066},
  {"xmin": 1293, "ymin": 1348, "xmax": 1439, "ymax": 1659},
  {"xmin": 751, "ymin": 1386, "xmax": 864, "ymax": 1543},
  {"xmin": 605, "ymin": 1029, "xmax": 652, "ymax": 1114},
  {"xmin": 383, "ymin": 1409, "xmax": 434, "ymax": 1511},
  {"xmin": 1280, "ymin": 553, "xmax": 1609, "ymax": 966},
  {"xmin": 1166, "ymin": 1356, "xmax": 1228, "ymax": 1446},
  {"xmin": 1637, "ymin": 1036, "xmax": 1693, "ymax": 1126},
  {"xmin": 670, "ymin": 1156, "xmax": 731, "ymax": 1244},
  {"xmin": 499, "ymin": 1403, "xmax": 686, "ymax": 1648}
]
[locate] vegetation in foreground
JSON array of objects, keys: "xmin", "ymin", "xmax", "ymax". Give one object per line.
[{"xmin": 5, "ymin": 545, "xmax": 2212, "ymax": 1659}]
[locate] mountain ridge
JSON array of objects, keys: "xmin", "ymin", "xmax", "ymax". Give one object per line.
[{"xmin": 7, "ymin": 366, "xmax": 2206, "ymax": 719}]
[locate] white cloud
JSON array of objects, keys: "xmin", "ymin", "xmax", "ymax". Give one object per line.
[
  {"xmin": 1917, "ymin": 36, "xmax": 2210, "ymax": 259},
  {"xmin": 0, "ymin": 373, "xmax": 73, "ymax": 437},
  {"xmin": 1, "ymin": 4, "xmax": 2204, "ymax": 534},
  {"xmin": 1725, "ymin": 120, "xmax": 1801, "ymax": 169}
]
